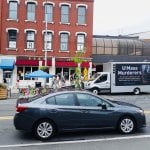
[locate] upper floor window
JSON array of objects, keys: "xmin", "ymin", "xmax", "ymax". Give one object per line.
[
  {"xmin": 44, "ymin": 4, "xmax": 53, "ymax": 22},
  {"xmin": 77, "ymin": 6, "xmax": 86, "ymax": 24},
  {"xmin": 77, "ymin": 34, "xmax": 85, "ymax": 51},
  {"xmin": 44, "ymin": 32, "xmax": 53, "ymax": 50},
  {"xmin": 26, "ymin": 31, "xmax": 35, "ymax": 49},
  {"xmin": 61, "ymin": 5, "xmax": 69, "ymax": 23},
  {"xmin": 8, "ymin": 1, "xmax": 18, "ymax": 20},
  {"xmin": 60, "ymin": 33, "xmax": 69, "ymax": 51},
  {"xmin": 8, "ymin": 30, "xmax": 17, "ymax": 49},
  {"xmin": 27, "ymin": 2, "xmax": 36, "ymax": 21}
]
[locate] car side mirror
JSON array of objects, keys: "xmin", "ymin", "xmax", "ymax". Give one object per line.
[{"xmin": 102, "ymin": 103, "xmax": 107, "ymax": 110}]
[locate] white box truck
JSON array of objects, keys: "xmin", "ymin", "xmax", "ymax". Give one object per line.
[{"xmin": 84, "ymin": 62, "xmax": 150, "ymax": 94}]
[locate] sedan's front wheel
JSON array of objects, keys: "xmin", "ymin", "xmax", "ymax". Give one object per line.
[
  {"xmin": 34, "ymin": 119, "xmax": 55, "ymax": 140},
  {"xmin": 118, "ymin": 116, "xmax": 136, "ymax": 134}
]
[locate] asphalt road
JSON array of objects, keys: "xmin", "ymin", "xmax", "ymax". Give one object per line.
[{"xmin": 0, "ymin": 94, "xmax": 150, "ymax": 150}]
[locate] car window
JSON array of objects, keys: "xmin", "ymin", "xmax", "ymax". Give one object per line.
[
  {"xmin": 55, "ymin": 93, "xmax": 76, "ymax": 106},
  {"xmin": 76, "ymin": 93, "xmax": 103, "ymax": 107},
  {"xmin": 95, "ymin": 74, "xmax": 107, "ymax": 83},
  {"xmin": 46, "ymin": 96, "xmax": 55, "ymax": 105},
  {"xmin": 76, "ymin": 93, "xmax": 112, "ymax": 107}
]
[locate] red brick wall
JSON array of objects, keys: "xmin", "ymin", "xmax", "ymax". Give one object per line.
[{"xmin": 0, "ymin": 0, "xmax": 94, "ymax": 60}]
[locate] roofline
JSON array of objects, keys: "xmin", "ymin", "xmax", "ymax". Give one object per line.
[
  {"xmin": 93, "ymin": 35, "xmax": 139, "ymax": 39},
  {"xmin": 127, "ymin": 31, "xmax": 150, "ymax": 36}
]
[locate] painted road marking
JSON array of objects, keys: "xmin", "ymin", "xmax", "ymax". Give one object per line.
[
  {"xmin": 0, "ymin": 116, "xmax": 13, "ymax": 120},
  {"xmin": 145, "ymin": 111, "xmax": 150, "ymax": 114},
  {"xmin": 0, "ymin": 111, "xmax": 150, "ymax": 120},
  {"xmin": 0, "ymin": 134, "xmax": 150, "ymax": 148}
]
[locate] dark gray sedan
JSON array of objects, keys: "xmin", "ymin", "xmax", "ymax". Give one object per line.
[{"xmin": 14, "ymin": 90, "xmax": 146, "ymax": 140}]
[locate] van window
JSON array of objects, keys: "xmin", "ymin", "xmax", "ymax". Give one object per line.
[{"xmin": 95, "ymin": 74, "xmax": 107, "ymax": 83}]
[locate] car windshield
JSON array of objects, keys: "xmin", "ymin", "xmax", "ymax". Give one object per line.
[{"xmin": 89, "ymin": 73, "xmax": 101, "ymax": 81}]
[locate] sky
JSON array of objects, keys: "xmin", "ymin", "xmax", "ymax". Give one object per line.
[{"xmin": 93, "ymin": 0, "xmax": 150, "ymax": 35}]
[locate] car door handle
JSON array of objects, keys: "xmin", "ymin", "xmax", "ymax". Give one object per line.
[
  {"xmin": 81, "ymin": 109, "xmax": 89, "ymax": 113},
  {"xmin": 49, "ymin": 109, "xmax": 57, "ymax": 113}
]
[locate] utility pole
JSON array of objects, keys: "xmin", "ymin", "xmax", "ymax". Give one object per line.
[{"xmin": 45, "ymin": 3, "xmax": 48, "ymax": 67}]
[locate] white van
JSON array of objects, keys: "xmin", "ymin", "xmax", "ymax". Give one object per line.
[{"xmin": 84, "ymin": 62, "xmax": 150, "ymax": 95}]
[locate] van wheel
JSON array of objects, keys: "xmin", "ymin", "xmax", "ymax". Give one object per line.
[
  {"xmin": 133, "ymin": 88, "xmax": 140, "ymax": 95},
  {"xmin": 92, "ymin": 88, "xmax": 99, "ymax": 95}
]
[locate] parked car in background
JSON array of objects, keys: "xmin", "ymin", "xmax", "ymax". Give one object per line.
[{"xmin": 14, "ymin": 90, "xmax": 146, "ymax": 141}]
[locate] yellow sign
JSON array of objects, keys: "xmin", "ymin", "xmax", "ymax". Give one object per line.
[{"xmin": 83, "ymin": 68, "xmax": 88, "ymax": 81}]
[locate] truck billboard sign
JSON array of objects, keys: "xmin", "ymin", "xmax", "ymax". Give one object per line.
[{"xmin": 115, "ymin": 64, "xmax": 150, "ymax": 86}]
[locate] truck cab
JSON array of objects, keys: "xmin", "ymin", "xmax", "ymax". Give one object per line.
[{"xmin": 84, "ymin": 72, "xmax": 110, "ymax": 94}]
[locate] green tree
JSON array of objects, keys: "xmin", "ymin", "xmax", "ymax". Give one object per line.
[{"xmin": 71, "ymin": 48, "xmax": 86, "ymax": 89}]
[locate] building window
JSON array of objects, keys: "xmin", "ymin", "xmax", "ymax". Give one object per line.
[
  {"xmin": 26, "ymin": 31, "xmax": 35, "ymax": 49},
  {"xmin": 27, "ymin": 2, "xmax": 36, "ymax": 21},
  {"xmin": 61, "ymin": 5, "xmax": 69, "ymax": 23},
  {"xmin": 44, "ymin": 4, "xmax": 53, "ymax": 22},
  {"xmin": 44, "ymin": 32, "xmax": 52, "ymax": 50},
  {"xmin": 60, "ymin": 33, "xmax": 69, "ymax": 51},
  {"xmin": 8, "ymin": 30, "xmax": 17, "ymax": 48},
  {"xmin": 77, "ymin": 34, "xmax": 85, "ymax": 51},
  {"xmin": 77, "ymin": 6, "xmax": 86, "ymax": 24},
  {"xmin": 8, "ymin": 1, "xmax": 18, "ymax": 20}
]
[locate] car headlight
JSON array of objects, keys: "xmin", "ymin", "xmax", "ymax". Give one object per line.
[{"xmin": 137, "ymin": 109, "xmax": 145, "ymax": 115}]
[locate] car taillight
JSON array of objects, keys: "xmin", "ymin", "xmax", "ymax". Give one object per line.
[{"xmin": 16, "ymin": 106, "xmax": 28, "ymax": 112}]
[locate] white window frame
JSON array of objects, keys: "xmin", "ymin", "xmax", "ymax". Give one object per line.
[
  {"xmin": 76, "ymin": 4, "xmax": 87, "ymax": 25},
  {"xmin": 26, "ymin": 1, "xmax": 36, "ymax": 22},
  {"xmin": 44, "ymin": 3, "xmax": 54, "ymax": 23},
  {"xmin": 7, "ymin": 0, "xmax": 20, "ymax": 4},
  {"xmin": 7, "ymin": 28, "xmax": 19, "ymax": 50},
  {"xmin": 76, "ymin": 33, "xmax": 86, "ymax": 51},
  {"xmin": 24, "ymin": 29, "xmax": 37, "ymax": 51},
  {"xmin": 59, "ymin": 32, "xmax": 70, "ymax": 52},
  {"xmin": 60, "ymin": 4, "xmax": 70, "ymax": 24},
  {"xmin": 25, "ymin": 0, "xmax": 38, "ymax": 5},
  {"xmin": 8, "ymin": 1, "xmax": 18, "ymax": 20},
  {"xmin": 43, "ymin": 31, "xmax": 53, "ymax": 51}
]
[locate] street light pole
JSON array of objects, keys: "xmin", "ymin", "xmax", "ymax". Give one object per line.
[{"xmin": 45, "ymin": 5, "xmax": 48, "ymax": 67}]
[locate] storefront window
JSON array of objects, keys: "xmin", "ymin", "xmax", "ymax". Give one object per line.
[
  {"xmin": 3, "ymin": 70, "xmax": 12, "ymax": 85},
  {"xmin": 17, "ymin": 67, "xmax": 24, "ymax": 80},
  {"xmin": 63, "ymin": 68, "xmax": 69, "ymax": 80},
  {"xmin": 17, "ymin": 66, "xmax": 38, "ymax": 80}
]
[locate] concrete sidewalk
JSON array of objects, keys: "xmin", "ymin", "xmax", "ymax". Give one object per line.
[{"xmin": 9, "ymin": 93, "xmax": 20, "ymax": 99}]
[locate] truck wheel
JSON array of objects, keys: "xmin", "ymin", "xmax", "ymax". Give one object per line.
[
  {"xmin": 92, "ymin": 88, "xmax": 99, "ymax": 95},
  {"xmin": 133, "ymin": 88, "xmax": 140, "ymax": 95}
]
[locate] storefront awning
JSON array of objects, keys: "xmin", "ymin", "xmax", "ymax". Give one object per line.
[
  {"xmin": 81, "ymin": 62, "xmax": 90, "ymax": 68},
  {"xmin": 56, "ymin": 61, "xmax": 90, "ymax": 68},
  {"xmin": 56, "ymin": 61, "xmax": 77, "ymax": 67},
  {"xmin": 16, "ymin": 60, "xmax": 52, "ymax": 66},
  {"xmin": 0, "ymin": 59, "xmax": 15, "ymax": 69}
]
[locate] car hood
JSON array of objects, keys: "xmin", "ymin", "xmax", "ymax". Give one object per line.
[{"xmin": 111, "ymin": 100, "xmax": 142, "ymax": 109}]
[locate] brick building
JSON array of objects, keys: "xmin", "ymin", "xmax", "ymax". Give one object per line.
[{"xmin": 0, "ymin": 0, "xmax": 94, "ymax": 89}]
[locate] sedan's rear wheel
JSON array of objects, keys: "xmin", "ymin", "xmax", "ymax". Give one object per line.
[
  {"xmin": 34, "ymin": 120, "xmax": 55, "ymax": 140},
  {"xmin": 118, "ymin": 116, "xmax": 136, "ymax": 134}
]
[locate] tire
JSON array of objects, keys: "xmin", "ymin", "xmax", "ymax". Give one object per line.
[
  {"xmin": 133, "ymin": 88, "xmax": 140, "ymax": 95},
  {"xmin": 34, "ymin": 119, "xmax": 55, "ymax": 140},
  {"xmin": 118, "ymin": 116, "xmax": 136, "ymax": 134},
  {"xmin": 92, "ymin": 88, "xmax": 99, "ymax": 95}
]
